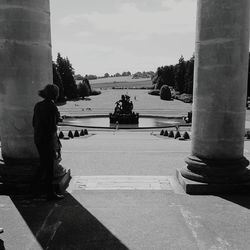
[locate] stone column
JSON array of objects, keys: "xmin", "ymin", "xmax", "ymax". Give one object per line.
[
  {"xmin": 177, "ymin": 0, "xmax": 250, "ymax": 194},
  {"xmin": 0, "ymin": 1, "xmax": 52, "ymax": 179}
]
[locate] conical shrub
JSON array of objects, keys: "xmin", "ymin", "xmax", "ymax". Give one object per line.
[
  {"xmin": 80, "ymin": 129, "xmax": 85, "ymax": 136},
  {"xmin": 168, "ymin": 130, "xmax": 174, "ymax": 138},
  {"xmin": 58, "ymin": 131, "xmax": 64, "ymax": 139},
  {"xmin": 68, "ymin": 130, "xmax": 74, "ymax": 138},
  {"xmin": 74, "ymin": 130, "xmax": 80, "ymax": 137},
  {"xmin": 183, "ymin": 131, "xmax": 190, "ymax": 140},
  {"xmin": 174, "ymin": 131, "xmax": 181, "ymax": 139},
  {"xmin": 164, "ymin": 130, "xmax": 168, "ymax": 136},
  {"xmin": 84, "ymin": 129, "xmax": 88, "ymax": 135},
  {"xmin": 160, "ymin": 129, "xmax": 164, "ymax": 136}
]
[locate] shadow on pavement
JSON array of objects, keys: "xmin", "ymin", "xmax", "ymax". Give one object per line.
[
  {"xmin": 11, "ymin": 193, "xmax": 129, "ymax": 250},
  {"xmin": 217, "ymin": 195, "xmax": 250, "ymax": 209},
  {"xmin": 0, "ymin": 240, "xmax": 5, "ymax": 250}
]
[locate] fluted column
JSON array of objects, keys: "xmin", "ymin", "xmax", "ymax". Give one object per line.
[
  {"xmin": 177, "ymin": 0, "xmax": 250, "ymax": 194},
  {"xmin": 0, "ymin": 0, "xmax": 52, "ymax": 165}
]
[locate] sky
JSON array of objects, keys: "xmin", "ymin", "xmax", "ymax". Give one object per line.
[{"xmin": 50, "ymin": 0, "xmax": 197, "ymax": 76}]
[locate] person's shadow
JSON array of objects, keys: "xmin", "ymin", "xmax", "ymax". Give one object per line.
[
  {"xmin": 0, "ymin": 239, "xmax": 5, "ymax": 250},
  {"xmin": 11, "ymin": 193, "xmax": 129, "ymax": 250}
]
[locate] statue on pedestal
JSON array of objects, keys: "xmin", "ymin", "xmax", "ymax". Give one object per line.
[{"xmin": 110, "ymin": 95, "xmax": 139, "ymax": 124}]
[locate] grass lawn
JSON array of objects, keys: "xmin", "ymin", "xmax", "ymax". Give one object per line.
[
  {"xmin": 77, "ymin": 76, "xmax": 153, "ymax": 89},
  {"xmin": 58, "ymin": 89, "xmax": 192, "ymax": 118}
]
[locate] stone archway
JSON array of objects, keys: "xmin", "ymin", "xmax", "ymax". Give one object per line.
[{"xmin": 0, "ymin": 0, "xmax": 250, "ymax": 193}]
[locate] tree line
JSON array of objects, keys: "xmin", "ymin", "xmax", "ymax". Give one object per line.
[
  {"xmin": 153, "ymin": 53, "xmax": 250, "ymax": 98},
  {"xmin": 53, "ymin": 53, "xmax": 100, "ymax": 102},
  {"xmin": 152, "ymin": 55, "xmax": 194, "ymax": 95}
]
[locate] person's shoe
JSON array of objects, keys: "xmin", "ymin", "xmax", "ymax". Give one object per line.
[
  {"xmin": 46, "ymin": 193, "xmax": 64, "ymax": 201},
  {"xmin": 0, "ymin": 228, "xmax": 4, "ymax": 234}
]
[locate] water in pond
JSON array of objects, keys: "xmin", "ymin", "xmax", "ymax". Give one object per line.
[{"xmin": 62, "ymin": 116, "xmax": 185, "ymax": 128}]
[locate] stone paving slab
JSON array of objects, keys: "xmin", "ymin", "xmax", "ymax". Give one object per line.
[
  {"xmin": 0, "ymin": 196, "xmax": 42, "ymax": 250},
  {"xmin": 68, "ymin": 175, "xmax": 173, "ymax": 191}
]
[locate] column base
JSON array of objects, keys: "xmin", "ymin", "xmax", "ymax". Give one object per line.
[
  {"xmin": 177, "ymin": 155, "xmax": 250, "ymax": 194},
  {"xmin": 0, "ymin": 163, "xmax": 72, "ymax": 195},
  {"xmin": 176, "ymin": 169, "xmax": 250, "ymax": 194}
]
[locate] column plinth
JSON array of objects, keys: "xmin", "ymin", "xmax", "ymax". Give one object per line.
[{"xmin": 181, "ymin": 156, "xmax": 250, "ymax": 184}]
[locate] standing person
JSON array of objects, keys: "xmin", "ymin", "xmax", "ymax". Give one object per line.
[{"xmin": 32, "ymin": 84, "xmax": 64, "ymax": 201}]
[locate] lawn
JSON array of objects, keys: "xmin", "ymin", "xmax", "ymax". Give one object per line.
[
  {"xmin": 58, "ymin": 89, "xmax": 192, "ymax": 118},
  {"xmin": 77, "ymin": 76, "xmax": 153, "ymax": 89}
]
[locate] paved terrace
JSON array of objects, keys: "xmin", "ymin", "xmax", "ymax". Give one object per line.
[{"xmin": 1, "ymin": 90, "xmax": 250, "ymax": 249}]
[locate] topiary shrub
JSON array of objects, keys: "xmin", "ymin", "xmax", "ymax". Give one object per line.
[
  {"xmin": 246, "ymin": 131, "xmax": 250, "ymax": 139},
  {"xmin": 74, "ymin": 130, "xmax": 80, "ymax": 137},
  {"xmin": 80, "ymin": 129, "xmax": 85, "ymax": 136},
  {"xmin": 168, "ymin": 130, "xmax": 174, "ymax": 138},
  {"xmin": 183, "ymin": 131, "xmax": 190, "ymax": 140},
  {"xmin": 68, "ymin": 130, "xmax": 74, "ymax": 138},
  {"xmin": 160, "ymin": 85, "xmax": 172, "ymax": 100},
  {"xmin": 148, "ymin": 90, "xmax": 160, "ymax": 96},
  {"xmin": 91, "ymin": 89, "xmax": 101, "ymax": 96},
  {"xmin": 84, "ymin": 129, "xmax": 88, "ymax": 135},
  {"xmin": 160, "ymin": 129, "xmax": 164, "ymax": 136},
  {"xmin": 174, "ymin": 131, "xmax": 181, "ymax": 139},
  {"xmin": 59, "ymin": 131, "xmax": 64, "ymax": 139},
  {"xmin": 164, "ymin": 130, "xmax": 168, "ymax": 136}
]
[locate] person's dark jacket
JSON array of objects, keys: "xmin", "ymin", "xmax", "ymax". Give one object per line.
[{"xmin": 32, "ymin": 99, "xmax": 60, "ymax": 146}]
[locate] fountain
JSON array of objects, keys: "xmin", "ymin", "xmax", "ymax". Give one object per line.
[{"xmin": 109, "ymin": 95, "xmax": 139, "ymax": 124}]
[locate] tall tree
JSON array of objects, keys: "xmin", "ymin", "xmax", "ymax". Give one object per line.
[
  {"xmin": 78, "ymin": 80, "xmax": 90, "ymax": 98},
  {"xmin": 184, "ymin": 55, "xmax": 194, "ymax": 94},
  {"xmin": 52, "ymin": 61, "xmax": 65, "ymax": 102},
  {"xmin": 56, "ymin": 53, "xmax": 78, "ymax": 100},
  {"xmin": 174, "ymin": 55, "xmax": 186, "ymax": 93}
]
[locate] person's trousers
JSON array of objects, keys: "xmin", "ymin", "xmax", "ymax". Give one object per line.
[{"xmin": 33, "ymin": 143, "xmax": 55, "ymax": 195}]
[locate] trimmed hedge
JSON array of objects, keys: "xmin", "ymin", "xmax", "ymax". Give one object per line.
[
  {"xmin": 59, "ymin": 131, "xmax": 64, "ymax": 139},
  {"xmin": 174, "ymin": 131, "xmax": 181, "ymax": 139},
  {"xmin": 160, "ymin": 85, "xmax": 172, "ymax": 100},
  {"xmin": 148, "ymin": 90, "xmax": 160, "ymax": 96},
  {"xmin": 168, "ymin": 130, "xmax": 174, "ymax": 138},
  {"xmin": 74, "ymin": 130, "xmax": 80, "ymax": 137},
  {"xmin": 68, "ymin": 130, "xmax": 74, "ymax": 138}
]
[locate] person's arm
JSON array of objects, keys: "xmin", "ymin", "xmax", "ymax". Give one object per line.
[
  {"xmin": 32, "ymin": 104, "xmax": 38, "ymax": 128},
  {"xmin": 47, "ymin": 104, "xmax": 58, "ymax": 135},
  {"xmin": 56, "ymin": 107, "xmax": 63, "ymax": 123}
]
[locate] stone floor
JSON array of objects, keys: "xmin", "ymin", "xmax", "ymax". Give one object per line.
[{"xmin": 1, "ymin": 131, "xmax": 250, "ymax": 249}]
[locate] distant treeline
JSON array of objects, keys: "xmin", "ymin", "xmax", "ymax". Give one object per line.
[
  {"xmin": 53, "ymin": 53, "xmax": 100, "ymax": 102},
  {"xmin": 75, "ymin": 71, "xmax": 155, "ymax": 80},
  {"xmin": 152, "ymin": 55, "xmax": 194, "ymax": 94},
  {"xmin": 154, "ymin": 53, "xmax": 250, "ymax": 97}
]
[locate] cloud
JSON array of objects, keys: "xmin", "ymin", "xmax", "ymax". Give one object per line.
[
  {"xmin": 52, "ymin": 0, "xmax": 197, "ymax": 75},
  {"xmin": 59, "ymin": 1, "xmax": 196, "ymax": 35}
]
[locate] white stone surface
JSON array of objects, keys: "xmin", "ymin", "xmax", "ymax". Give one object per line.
[{"xmin": 69, "ymin": 175, "xmax": 172, "ymax": 191}]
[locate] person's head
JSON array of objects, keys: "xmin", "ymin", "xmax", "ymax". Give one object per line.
[{"xmin": 38, "ymin": 84, "xmax": 59, "ymax": 101}]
